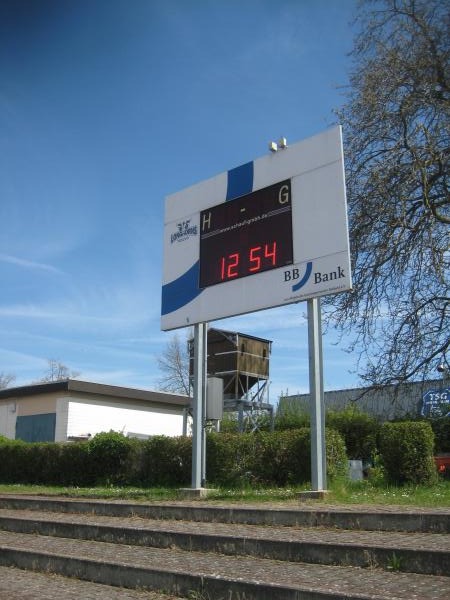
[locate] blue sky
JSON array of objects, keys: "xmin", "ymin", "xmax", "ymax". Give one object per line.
[{"xmin": 0, "ymin": 0, "xmax": 360, "ymax": 401}]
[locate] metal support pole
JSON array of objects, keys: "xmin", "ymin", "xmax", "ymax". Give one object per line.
[
  {"xmin": 182, "ymin": 407, "xmax": 188, "ymax": 437},
  {"xmin": 307, "ymin": 297, "xmax": 327, "ymax": 491},
  {"xmin": 201, "ymin": 323, "xmax": 208, "ymax": 487},
  {"xmin": 191, "ymin": 322, "xmax": 205, "ymax": 489}
]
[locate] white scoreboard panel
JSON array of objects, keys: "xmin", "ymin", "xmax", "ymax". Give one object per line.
[{"xmin": 161, "ymin": 126, "xmax": 351, "ymax": 331}]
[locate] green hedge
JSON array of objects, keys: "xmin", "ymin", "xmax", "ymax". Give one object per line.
[
  {"xmin": 274, "ymin": 406, "xmax": 310, "ymax": 431},
  {"xmin": 206, "ymin": 428, "xmax": 346, "ymax": 487},
  {"xmin": 274, "ymin": 404, "xmax": 380, "ymax": 461},
  {"xmin": 0, "ymin": 438, "xmax": 29, "ymax": 484},
  {"xmin": 139, "ymin": 435, "xmax": 192, "ymax": 487},
  {"xmin": 429, "ymin": 417, "xmax": 450, "ymax": 454},
  {"xmin": 2, "ymin": 417, "xmax": 446, "ymax": 488},
  {"xmin": 0, "ymin": 428, "xmax": 347, "ymax": 488},
  {"xmin": 326, "ymin": 406, "xmax": 380, "ymax": 460},
  {"xmin": 379, "ymin": 421, "xmax": 437, "ymax": 485}
]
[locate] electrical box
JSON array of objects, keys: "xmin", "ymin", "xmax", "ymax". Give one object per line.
[{"xmin": 206, "ymin": 377, "xmax": 223, "ymax": 420}]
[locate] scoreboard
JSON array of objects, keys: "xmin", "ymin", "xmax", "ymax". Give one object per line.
[
  {"xmin": 199, "ymin": 179, "xmax": 293, "ymax": 288},
  {"xmin": 161, "ymin": 126, "xmax": 351, "ymax": 331}
]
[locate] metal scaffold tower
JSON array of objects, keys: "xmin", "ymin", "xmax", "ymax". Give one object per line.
[{"xmin": 189, "ymin": 328, "xmax": 273, "ymax": 432}]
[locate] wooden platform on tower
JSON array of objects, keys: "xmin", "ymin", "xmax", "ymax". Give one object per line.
[{"xmin": 189, "ymin": 328, "xmax": 274, "ymax": 432}]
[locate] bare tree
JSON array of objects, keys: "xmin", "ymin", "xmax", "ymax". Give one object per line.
[
  {"xmin": 0, "ymin": 372, "xmax": 15, "ymax": 390},
  {"xmin": 36, "ymin": 359, "xmax": 81, "ymax": 383},
  {"xmin": 157, "ymin": 333, "xmax": 191, "ymax": 396},
  {"xmin": 326, "ymin": 0, "xmax": 449, "ymax": 386}
]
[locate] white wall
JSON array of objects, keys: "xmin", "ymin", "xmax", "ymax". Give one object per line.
[
  {"xmin": 0, "ymin": 402, "xmax": 17, "ymax": 439},
  {"xmin": 67, "ymin": 397, "xmax": 184, "ymax": 438}
]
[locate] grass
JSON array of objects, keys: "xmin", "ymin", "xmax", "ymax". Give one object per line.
[
  {"xmin": 387, "ymin": 552, "xmax": 403, "ymax": 572},
  {"xmin": 0, "ymin": 479, "xmax": 449, "ymax": 507},
  {"xmin": 0, "ymin": 484, "xmax": 180, "ymax": 502},
  {"xmin": 326, "ymin": 477, "xmax": 450, "ymax": 507}
]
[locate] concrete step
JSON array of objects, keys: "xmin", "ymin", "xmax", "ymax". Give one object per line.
[
  {"xmin": 0, "ymin": 495, "xmax": 448, "ymax": 599},
  {"xmin": 0, "ymin": 508, "xmax": 448, "ymax": 576},
  {"xmin": 0, "ymin": 529, "xmax": 449, "ymax": 600},
  {"xmin": 0, "ymin": 494, "xmax": 449, "ymax": 532},
  {"xmin": 0, "ymin": 565, "xmax": 183, "ymax": 600}
]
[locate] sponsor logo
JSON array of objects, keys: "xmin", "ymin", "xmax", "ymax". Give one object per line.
[
  {"xmin": 421, "ymin": 388, "xmax": 450, "ymax": 418},
  {"xmin": 284, "ymin": 263, "xmax": 347, "ymax": 292},
  {"xmin": 314, "ymin": 266, "xmax": 346, "ymax": 284},
  {"xmin": 170, "ymin": 220, "xmax": 198, "ymax": 244},
  {"xmin": 284, "ymin": 262, "xmax": 313, "ymax": 291}
]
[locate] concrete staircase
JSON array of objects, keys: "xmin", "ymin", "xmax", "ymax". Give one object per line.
[{"xmin": 0, "ymin": 494, "xmax": 448, "ymax": 599}]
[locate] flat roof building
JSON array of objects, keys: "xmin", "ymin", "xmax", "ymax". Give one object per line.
[{"xmin": 0, "ymin": 380, "xmax": 189, "ymax": 443}]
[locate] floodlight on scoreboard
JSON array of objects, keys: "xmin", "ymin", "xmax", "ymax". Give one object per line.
[{"xmin": 161, "ymin": 126, "xmax": 352, "ymax": 331}]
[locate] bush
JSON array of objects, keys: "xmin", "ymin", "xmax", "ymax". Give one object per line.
[
  {"xmin": 0, "ymin": 437, "xmax": 94, "ymax": 486},
  {"xmin": 207, "ymin": 428, "xmax": 347, "ymax": 487},
  {"xmin": 326, "ymin": 428, "xmax": 349, "ymax": 480},
  {"xmin": 206, "ymin": 432, "xmax": 255, "ymax": 486},
  {"xmin": 252, "ymin": 429, "xmax": 311, "ymax": 485},
  {"xmin": 0, "ymin": 437, "xmax": 27, "ymax": 483},
  {"xmin": 326, "ymin": 406, "xmax": 380, "ymax": 460},
  {"xmin": 218, "ymin": 413, "xmax": 240, "ymax": 433},
  {"xmin": 428, "ymin": 417, "xmax": 450, "ymax": 454},
  {"xmin": 26, "ymin": 443, "xmax": 61, "ymax": 485},
  {"xmin": 274, "ymin": 404, "xmax": 310, "ymax": 431},
  {"xmin": 56, "ymin": 442, "xmax": 93, "ymax": 486},
  {"xmin": 140, "ymin": 436, "xmax": 191, "ymax": 487},
  {"xmin": 0, "ymin": 428, "xmax": 347, "ymax": 488},
  {"xmin": 87, "ymin": 431, "xmax": 139, "ymax": 485},
  {"xmin": 379, "ymin": 421, "xmax": 437, "ymax": 485}
]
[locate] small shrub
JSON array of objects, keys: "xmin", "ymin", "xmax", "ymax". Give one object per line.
[
  {"xmin": 325, "ymin": 428, "xmax": 348, "ymax": 480},
  {"xmin": 87, "ymin": 431, "xmax": 139, "ymax": 485},
  {"xmin": 379, "ymin": 421, "xmax": 437, "ymax": 485},
  {"xmin": 365, "ymin": 452, "xmax": 387, "ymax": 485},
  {"xmin": 218, "ymin": 413, "xmax": 239, "ymax": 433}
]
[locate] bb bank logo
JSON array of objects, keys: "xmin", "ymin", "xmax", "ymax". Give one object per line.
[
  {"xmin": 283, "ymin": 262, "xmax": 313, "ymax": 291},
  {"xmin": 170, "ymin": 219, "xmax": 198, "ymax": 244},
  {"xmin": 283, "ymin": 262, "xmax": 346, "ymax": 291}
]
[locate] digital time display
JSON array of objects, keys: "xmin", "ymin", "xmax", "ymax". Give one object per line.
[{"xmin": 199, "ymin": 179, "xmax": 293, "ymax": 288}]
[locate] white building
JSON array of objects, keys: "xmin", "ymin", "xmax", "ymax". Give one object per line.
[{"xmin": 0, "ymin": 379, "xmax": 189, "ymax": 442}]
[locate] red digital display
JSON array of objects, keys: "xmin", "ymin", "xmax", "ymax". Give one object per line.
[{"xmin": 199, "ymin": 179, "xmax": 293, "ymax": 288}]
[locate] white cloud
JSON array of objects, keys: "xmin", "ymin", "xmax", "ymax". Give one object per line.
[
  {"xmin": 216, "ymin": 304, "xmax": 308, "ymax": 335},
  {"xmin": 0, "ymin": 347, "xmax": 47, "ymax": 370},
  {"xmin": 0, "ymin": 253, "xmax": 64, "ymax": 275}
]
